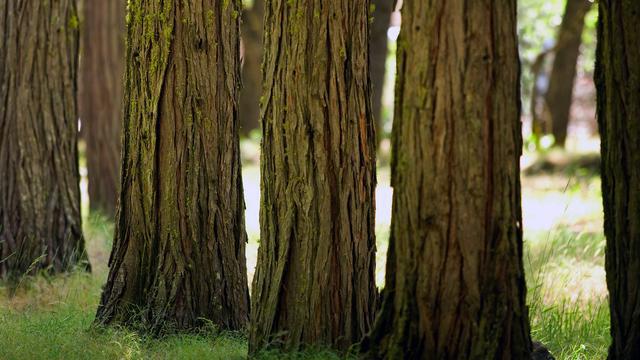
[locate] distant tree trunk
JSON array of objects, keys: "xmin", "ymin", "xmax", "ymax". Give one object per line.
[
  {"xmin": 362, "ymin": 1, "xmax": 531, "ymax": 358},
  {"xmin": 545, "ymin": 0, "xmax": 592, "ymax": 147},
  {"xmin": 370, "ymin": 0, "xmax": 393, "ymax": 143},
  {"xmin": 239, "ymin": 0, "xmax": 263, "ymax": 136},
  {"xmin": 95, "ymin": 1, "xmax": 249, "ymax": 332},
  {"xmin": 0, "ymin": 0, "xmax": 89, "ymax": 280},
  {"xmin": 249, "ymin": 0, "xmax": 377, "ymax": 353},
  {"xmin": 596, "ymin": 1, "xmax": 640, "ymax": 359},
  {"xmin": 79, "ymin": 0, "xmax": 125, "ymax": 217}
]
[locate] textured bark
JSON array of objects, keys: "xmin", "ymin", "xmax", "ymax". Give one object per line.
[
  {"xmin": 95, "ymin": 0, "xmax": 249, "ymax": 332},
  {"xmin": 370, "ymin": 0, "xmax": 393, "ymax": 143},
  {"xmin": 239, "ymin": 0, "xmax": 263, "ymax": 135},
  {"xmin": 0, "ymin": 0, "xmax": 89, "ymax": 280},
  {"xmin": 249, "ymin": 0, "xmax": 377, "ymax": 353},
  {"xmin": 596, "ymin": 1, "xmax": 640, "ymax": 359},
  {"xmin": 362, "ymin": 1, "xmax": 531, "ymax": 359},
  {"xmin": 79, "ymin": 0, "xmax": 125, "ymax": 217},
  {"xmin": 545, "ymin": 0, "xmax": 592, "ymax": 147}
]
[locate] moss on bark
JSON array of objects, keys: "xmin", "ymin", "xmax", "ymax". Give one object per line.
[
  {"xmin": 0, "ymin": 0, "xmax": 89, "ymax": 280},
  {"xmin": 95, "ymin": 0, "xmax": 249, "ymax": 332},
  {"xmin": 362, "ymin": 1, "xmax": 532, "ymax": 358},
  {"xmin": 250, "ymin": 0, "xmax": 378, "ymax": 353}
]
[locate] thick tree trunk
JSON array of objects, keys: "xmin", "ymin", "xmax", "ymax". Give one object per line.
[
  {"xmin": 362, "ymin": 1, "xmax": 531, "ymax": 359},
  {"xmin": 545, "ymin": 0, "xmax": 592, "ymax": 148},
  {"xmin": 95, "ymin": 1, "xmax": 249, "ymax": 332},
  {"xmin": 0, "ymin": 0, "xmax": 89, "ymax": 280},
  {"xmin": 239, "ymin": 0, "xmax": 263, "ymax": 136},
  {"xmin": 370, "ymin": 0, "xmax": 393, "ymax": 143},
  {"xmin": 596, "ymin": 1, "xmax": 640, "ymax": 359},
  {"xmin": 249, "ymin": 0, "xmax": 377, "ymax": 353},
  {"xmin": 79, "ymin": 0, "xmax": 125, "ymax": 217}
]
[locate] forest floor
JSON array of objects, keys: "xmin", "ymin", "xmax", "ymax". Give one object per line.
[{"xmin": 0, "ymin": 142, "xmax": 609, "ymax": 360}]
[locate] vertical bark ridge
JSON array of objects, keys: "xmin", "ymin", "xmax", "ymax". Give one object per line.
[
  {"xmin": 596, "ymin": 1, "xmax": 640, "ymax": 358},
  {"xmin": 250, "ymin": 0, "xmax": 378, "ymax": 353},
  {"xmin": 95, "ymin": 0, "xmax": 249, "ymax": 332},
  {"xmin": 0, "ymin": 0, "xmax": 89, "ymax": 280},
  {"xmin": 362, "ymin": 1, "xmax": 531, "ymax": 358}
]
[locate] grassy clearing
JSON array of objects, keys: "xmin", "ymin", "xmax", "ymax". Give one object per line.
[
  {"xmin": 0, "ymin": 151, "xmax": 610, "ymax": 359},
  {"xmin": 526, "ymin": 229, "xmax": 609, "ymax": 359},
  {"xmin": 522, "ymin": 151, "xmax": 610, "ymax": 359}
]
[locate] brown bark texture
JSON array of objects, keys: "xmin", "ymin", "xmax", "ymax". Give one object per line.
[
  {"xmin": 0, "ymin": 0, "xmax": 89, "ymax": 280},
  {"xmin": 362, "ymin": 0, "xmax": 531, "ymax": 359},
  {"xmin": 249, "ymin": 0, "xmax": 378, "ymax": 353},
  {"xmin": 596, "ymin": 1, "xmax": 640, "ymax": 359},
  {"xmin": 239, "ymin": 0, "xmax": 263, "ymax": 136},
  {"xmin": 95, "ymin": 0, "xmax": 249, "ymax": 332},
  {"xmin": 79, "ymin": 0, "xmax": 126, "ymax": 217},
  {"xmin": 544, "ymin": 0, "xmax": 592, "ymax": 147}
]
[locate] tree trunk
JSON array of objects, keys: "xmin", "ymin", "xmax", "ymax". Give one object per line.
[
  {"xmin": 0, "ymin": 0, "xmax": 89, "ymax": 280},
  {"xmin": 545, "ymin": 0, "xmax": 592, "ymax": 148},
  {"xmin": 249, "ymin": 0, "xmax": 378, "ymax": 353},
  {"xmin": 596, "ymin": 1, "xmax": 640, "ymax": 359},
  {"xmin": 362, "ymin": 1, "xmax": 531, "ymax": 358},
  {"xmin": 370, "ymin": 0, "xmax": 393, "ymax": 143},
  {"xmin": 79, "ymin": 0, "xmax": 125, "ymax": 217},
  {"xmin": 95, "ymin": 1, "xmax": 249, "ymax": 332},
  {"xmin": 239, "ymin": 0, "xmax": 263, "ymax": 136}
]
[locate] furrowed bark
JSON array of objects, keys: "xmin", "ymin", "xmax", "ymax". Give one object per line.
[
  {"xmin": 250, "ymin": 0, "xmax": 378, "ymax": 353},
  {"xmin": 95, "ymin": 0, "xmax": 249, "ymax": 332},
  {"xmin": 362, "ymin": 1, "xmax": 531, "ymax": 358},
  {"xmin": 596, "ymin": 1, "xmax": 640, "ymax": 359},
  {"xmin": 0, "ymin": 0, "xmax": 89, "ymax": 280}
]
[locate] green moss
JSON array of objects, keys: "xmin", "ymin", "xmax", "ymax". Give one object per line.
[
  {"xmin": 369, "ymin": 4, "xmax": 376, "ymax": 24},
  {"xmin": 69, "ymin": 14, "xmax": 79, "ymax": 29}
]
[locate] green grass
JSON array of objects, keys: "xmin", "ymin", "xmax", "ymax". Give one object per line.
[
  {"xmin": 0, "ymin": 299, "xmax": 247, "ymax": 359},
  {"xmin": 0, "ymin": 160, "xmax": 610, "ymax": 359},
  {"xmin": 526, "ymin": 230, "xmax": 610, "ymax": 359}
]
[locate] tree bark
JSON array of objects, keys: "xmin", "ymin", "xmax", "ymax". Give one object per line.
[
  {"xmin": 249, "ymin": 0, "xmax": 377, "ymax": 353},
  {"xmin": 239, "ymin": 0, "xmax": 263, "ymax": 136},
  {"xmin": 596, "ymin": 1, "xmax": 640, "ymax": 359},
  {"xmin": 370, "ymin": 0, "xmax": 393, "ymax": 143},
  {"xmin": 362, "ymin": 1, "xmax": 531, "ymax": 358},
  {"xmin": 545, "ymin": 0, "xmax": 592, "ymax": 147},
  {"xmin": 95, "ymin": 0, "xmax": 249, "ymax": 332},
  {"xmin": 0, "ymin": 0, "xmax": 89, "ymax": 280},
  {"xmin": 79, "ymin": 0, "xmax": 125, "ymax": 217}
]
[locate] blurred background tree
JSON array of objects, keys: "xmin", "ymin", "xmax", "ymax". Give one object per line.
[
  {"xmin": 519, "ymin": 0, "xmax": 598, "ymax": 151},
  {"xmin": 79, "ymin": 0, "xmax": 125, "ymax": 218},
  {"xmin": 240, "ymin": 0, "xmax": 263, "ymax": 137}
]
